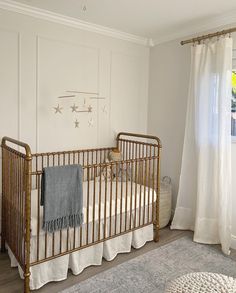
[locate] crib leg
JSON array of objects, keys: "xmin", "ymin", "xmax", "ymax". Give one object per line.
[
  {"xmin": 24, "ymin": 272, "xmax": 30, "ymax": 293},
  {"xmin": 1, "ymin": 236, "xmax": 6, "ymax": 253},
  {"xmin": 1, "ymin": 212, "xmax": 6, "ymax": 252},
  {"xmin": 1, "ymin": 197, "xmax": 6, "ymax": 253},
  {"xmin": 153, "ymin": 221, "xmax": 159, "ymax": 242}
]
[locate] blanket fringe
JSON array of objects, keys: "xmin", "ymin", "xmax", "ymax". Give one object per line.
[{"xmin": 43, "ymin": 213, "xmax": 84, "ymax": 233}]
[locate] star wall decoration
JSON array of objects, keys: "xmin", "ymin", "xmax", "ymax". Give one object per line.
[
  {"xmin": 52, "ymin": 90, "xmax": 106, "ymax": 128},
  {"xmin": 88, "ymin": 105, "xmax": 92, "ymax": 113},
  {"xmin": 54, "ymin": 104, "xmax": 63, "ymax": 114},
  {"xmin": 71, "ymin": 104, "xmax": 78, "ymax": 112},
  {"xmin": 74, "ymin": 119, "xmax": 80, "ymax": 128},
  {"xmin": 88, "ymin": 118, "xmax": 94, "ymax": 127}
]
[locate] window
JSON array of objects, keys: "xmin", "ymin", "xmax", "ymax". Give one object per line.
[{"xmin": 232, "ymin": 50, "xmax": 236, "ymax": 137}]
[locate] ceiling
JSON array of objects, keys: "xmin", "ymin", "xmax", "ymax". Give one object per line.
[{"xmin": 6, "ymin": 0, "xmax": 236, "ymax": 43}]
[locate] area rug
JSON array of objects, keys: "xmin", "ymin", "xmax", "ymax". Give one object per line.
[{"xmin": 60, "ymin": 236, "xmax": 236, "ymax": 293}]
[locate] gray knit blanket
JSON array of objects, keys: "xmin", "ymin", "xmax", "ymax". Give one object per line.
[{"xmin": 41, "ymin": 164, "xmax": 84, "ymax": 233}]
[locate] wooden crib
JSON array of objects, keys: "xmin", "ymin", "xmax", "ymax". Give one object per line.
[{"xmin": 1, "ymin": 132, "xmax": 161, "ymax": 292}]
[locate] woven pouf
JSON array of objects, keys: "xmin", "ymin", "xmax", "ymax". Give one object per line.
[{"xmin": 166, "ymin": 272, "xmax": 236, "ymax": 293}]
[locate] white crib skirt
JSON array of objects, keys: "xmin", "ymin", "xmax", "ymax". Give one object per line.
[
  {"xmin": 7, "ymin": 225, "xmax": 153, "ymax": 290},
  {"xmin": 69, "ymin": 242, "xmax": 104, "ymax": 275}
]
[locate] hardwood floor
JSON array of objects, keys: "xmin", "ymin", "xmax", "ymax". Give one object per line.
[{"xmin": 0, "ymin": 228, "xmax": 235, "ymax": 293}]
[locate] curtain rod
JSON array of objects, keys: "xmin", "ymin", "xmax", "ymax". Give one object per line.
[{"xmin": 181, "ymin": 27, "xmax": 236, "ymax": 45}]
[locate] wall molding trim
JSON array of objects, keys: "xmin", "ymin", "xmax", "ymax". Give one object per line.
[
  {"xmin": 153, "ymin": 9, "xmax": 236, "ymax": 45},
  {"xmin": 0, "ymin": 0, "xmax": 151, "ymax": 47}
]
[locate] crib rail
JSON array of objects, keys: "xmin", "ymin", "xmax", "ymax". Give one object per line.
[
  {"xmin": 1, "ymin": 136, "xmax": 32, "ymax": 293},
  {"xmin": 117, "ymin": 132, "xmax": 161, "ymax": 242},
  {"xmin": 1, "ymin": 132, "xmax": 161, "ymax": 293}
]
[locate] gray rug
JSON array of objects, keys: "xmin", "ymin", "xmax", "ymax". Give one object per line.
[{"xmin": 60, "ymin": 236, "xmax": 236, "ymax": 293}]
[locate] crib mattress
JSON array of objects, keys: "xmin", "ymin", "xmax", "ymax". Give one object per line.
[{"xmin": 30, "ymin": 180, "xmax": 156, "ymax": 236}]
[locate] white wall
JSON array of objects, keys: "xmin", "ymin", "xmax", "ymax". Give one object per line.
[
  {"xmin": 148, "ymin": 39, "xmax": 190, "ymax": 207},
  {"xmin": 0, "ymin": 9, "xmax": 149, "ymax": 154},
  {"xmin": 148, "ymin": 34, "xmax": 236, "ymax": 247}
]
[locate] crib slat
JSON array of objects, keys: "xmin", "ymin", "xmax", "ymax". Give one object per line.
[
  {"xmin": 18, "ymin": 157, "xmax": 22, "ymax": 262},
  {"xmin": 148, "ymin": 146, "xmax": 151, "ymax": 223},
  {"xmin": 87, "ymin": 150, "xmax": 89, "ymax": 166},
  {"xmin": 134, "ymin": 145, "xmax": 138, "ymax": 228},
  {"xmin": 120, "ymin": 161, "xmax": 123, "ymax": 233},
  {"xmin": 129, "ymin": 161, "xmax": 133, "ymax": 230},
  {"xmin": 37, "ymin": 175, "xmax": 40, "ymax": 261},
  {"xmin": 125, "ymin": 162, "xmax": 128, "ymax": 232},
  {"xmin": 98, "ymin": 165, "xmax": 102, "ymax": 241},
  {"xmin": 109, "ymin": 165, "xmax": 113, "ymax": 237},
  {"xmin": 121, "ymin": 140, "xmax": 124, "ymax": 159},
  {"xmin": 63, "ymin": 152, "xmax": 65, "ymax": 165},
  {"xmin": 128, "ymin": 142, "xmax": 131, "ymax": 161},
  {"xmin": 115, "ymin": 162, "xmax": 118, "ymax": 235},
  {"xmin": 45, "ymin": 232, "xmax": 48, "ymax": 258},
  {"xmin": 143, "ymin": 158, "xmax": 147, "ymax": 225},
  {"xmin": 43, "ymin": 155, "xmax": 48, "ymax": 258},
  {"xmin": 73, "ymin": 227, "xmax": 76, "ymax": 250},
  {"xmin": 138, "ymin": 145, "xmax": 142, "ymax": 225},
  {"xmin": 66, "ymin": 228, "xmax": 69, "ymax": 252},
  {"xmin": 16, "ymin": 156, "xmax": 19, "ymax": 258},
  {"xmin": 52, "ymin": 155, "xmax": 55, "ymax": 255},
  {"xmin": 13, "ymin": 154, "xmax": 16, "ymax": 253},
  {"xmin": 20, "ymin": 157, "xmax": 24, "ymax": 264},
  {"xmin": 59, "ymin": 231, "xmax": 62, "ymax": 254},
  {"xmin": 104, "ymin": 165, "xmax": 107, "ymax": 239},
  {"xmin": 92, "ymin": 166, "xmax": 96, "ymax": 243},
  {"xmin": 86, "ymin": 168, "xmax": 90, "ymax": 245},
  {"xmin": 9, "ymin": 153, "xmax": 12, "ymax": 251},
  {"xmin": 11, "ymin": 154, "xmax": 15, "ymax": 255}
]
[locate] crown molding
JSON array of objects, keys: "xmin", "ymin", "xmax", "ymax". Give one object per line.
[
  {"xmin": 1, "ymin": 0, "xmax": 236, "ymax": 47},
  {"xmin": 153, "ymin": 9, "xmax": 236, "ymax": 46},
  {"xmin": 0, "ymin": 0, "xmax": 152, "ymax": 46}
]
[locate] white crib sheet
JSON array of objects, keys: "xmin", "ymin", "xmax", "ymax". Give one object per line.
[
  {"xmin": 30, "ymin": 180, "xmax": 156, "ymax": 236},
  {"xmin": 8, "ymin": 181, "xmax": 156, "ymax": 290}
]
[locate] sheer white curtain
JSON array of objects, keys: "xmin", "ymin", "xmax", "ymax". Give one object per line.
[{"xmin": 171, "ymin": 37, "xmax": 232, "ymax": 254}]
